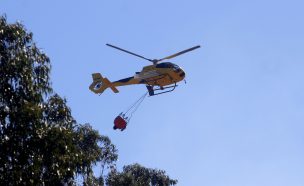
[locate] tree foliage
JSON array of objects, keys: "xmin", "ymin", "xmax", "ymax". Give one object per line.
[
  {"xmin": 0, "ymin": 15, "xmax": 118, "ymax": 185},
  {"xmin": 0, "ymin": 15, "xmax": 177, "ymax": 185},
  {"xmin": 106, "ymin": 163, "xmax": 177, "ymax": 186}
]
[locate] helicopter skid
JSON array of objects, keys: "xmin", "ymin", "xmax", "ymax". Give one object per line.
[{"xmin": 146, "ymin": 83, "xmax": 177, "ymax": 96}]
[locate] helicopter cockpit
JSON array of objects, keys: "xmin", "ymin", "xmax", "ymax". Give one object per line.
[
  {"xmin": 155, "ymin": 62, "xmax": 177, "ymax": 69},
  {"xmin": 156, "ymin": 62, "xmax": 184, "ymax": 75}
]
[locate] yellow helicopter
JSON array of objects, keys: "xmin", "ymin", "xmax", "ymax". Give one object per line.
[{"xmin": 89, "ymin": 44, "xmax": 200, "ymax": 96}]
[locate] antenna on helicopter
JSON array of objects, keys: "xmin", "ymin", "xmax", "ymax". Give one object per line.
[{"xmin": 106, "ymin": 43, "xmax": 200, "ymax": 65}]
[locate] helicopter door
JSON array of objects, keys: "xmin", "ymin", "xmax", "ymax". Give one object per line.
[{"xmin": 134, "ymin": 70, "xmax": 160, "ymax": 80}]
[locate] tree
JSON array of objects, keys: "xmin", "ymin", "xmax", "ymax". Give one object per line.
[
  {"xmin": 0, "ymin": 15, "xmax": 177, "ymax": 185},
  {"xmin": 0, "ymin": 15, "xmax": 118, "ymax": 185},
  {"xmin": 106, "ymin": 163, "xmax": 177, "ymax": 186}
]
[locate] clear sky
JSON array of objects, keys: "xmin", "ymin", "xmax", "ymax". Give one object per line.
[{"xmin": 1, "ymin": 0, "xmax": 304, "ymax": 185}]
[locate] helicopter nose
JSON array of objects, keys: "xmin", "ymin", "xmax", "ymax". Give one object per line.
[
  {"xmin": 179, "ymin": 71, "xmax": 185, "ymax": 78},
  {"xmin": 179, "ymin": 69, "xmax": 185, "ymax": 78}
]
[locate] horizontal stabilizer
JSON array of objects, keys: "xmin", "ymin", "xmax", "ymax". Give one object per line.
[{"xmin": 89, "ymin": 73, "xmax": 119, "ymax": 94}]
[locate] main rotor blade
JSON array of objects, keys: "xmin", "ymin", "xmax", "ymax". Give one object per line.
[
  {"xmin": 106, "ymin": 43, "xmax": 154, "ymax": 62},
  {"xmin": 157, "ymin": 45, "xmax": 201, "ymax": 62}
]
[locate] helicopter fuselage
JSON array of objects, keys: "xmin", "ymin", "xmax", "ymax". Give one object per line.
[{"xmin": 112, "ymin": 62, "xmax": 185, "ymax": 88}]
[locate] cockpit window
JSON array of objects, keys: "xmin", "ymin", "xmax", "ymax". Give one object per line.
[
  {"xmin": 173, "ymin": 64, "xmax": 180, "ymax": 70},
  {"xmin": 156, "ymin": 62, "xmax": 180, "ymax": 69},
  {"xmin": 156, "ymin": 62, "xmax": 172, "ymax": 68}
]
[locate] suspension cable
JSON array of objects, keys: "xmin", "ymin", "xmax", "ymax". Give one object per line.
[
  {"xmin": 124, "ymin": 92, "xmax": 148, "ymax": 115},
  {"xmin": 127, "ymin": 92, "xmax": 148, "ymax": 121}
]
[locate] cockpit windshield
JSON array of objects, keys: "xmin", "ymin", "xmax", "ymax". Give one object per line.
[
  {"xmin": 156, "ymin": 62, "xmax": 180, "ymax": 69},
  {"xmin": 173, "ymin": 64, "xmax": 180, "ymax": 70}
]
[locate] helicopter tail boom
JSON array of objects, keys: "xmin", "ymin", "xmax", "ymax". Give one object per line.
[{"xmin": 89, "ymin": 73, "xmax": 119, "ymax": 94}]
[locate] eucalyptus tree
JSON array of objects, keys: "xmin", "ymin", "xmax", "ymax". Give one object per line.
[
  {"xmin": 0, "ymin": 15, "xmax": 117, "ymax": 185},
  {"xmin": 106, "ymin": 163, "xmax": 177, "ymax": 186},
  {"xmin": 0, "ymin": 15, "xmax": 177, "ymax": 186}
]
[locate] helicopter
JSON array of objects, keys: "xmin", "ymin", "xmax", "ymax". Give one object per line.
[{"xmin": 89, "ymin": 43, "xmax": 200, "ymax": 96}]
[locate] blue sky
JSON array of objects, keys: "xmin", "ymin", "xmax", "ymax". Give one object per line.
[{"xmin": 1, "ymin": 0, "xmax": 304, "ymax": 185}]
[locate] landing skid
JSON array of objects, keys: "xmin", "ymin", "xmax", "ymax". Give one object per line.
[{"xmin": 146, "ymin": 83, "xmax": 177, "ymax": 96}]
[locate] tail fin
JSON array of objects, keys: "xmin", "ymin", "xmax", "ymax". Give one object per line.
[{"xmin": 89, "ymin": 73, "xmax": 119, "ymax": 94}]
